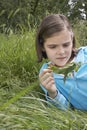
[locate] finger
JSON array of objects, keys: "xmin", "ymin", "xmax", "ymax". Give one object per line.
[
  {"xmin": 47, "ymin": 82, "xmax": 55, "ymax": 90},
  {"xmin": 39, "ymin": 69, "xmax": 52, "ymax": 78},
  {"xmin": 41, "ymin": 76, "xmax": 54, "ymax": 87},
  {"xmin": 44, "ymin": 79, "xmax": 55, "ymax": 92},
  {"xmin": 39, "ymin": 72, "xmax": 53, "ymax": 83}
]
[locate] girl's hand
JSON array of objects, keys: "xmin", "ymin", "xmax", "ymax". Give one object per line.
[{"xmin": 39, "ymin": 69, "xmax": 57, "ymax": 98}]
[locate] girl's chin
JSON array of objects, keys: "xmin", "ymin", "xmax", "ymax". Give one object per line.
[
  {"xmin": 54, "ymin": 62, "xmax": 67, "ymax": 67},
  {"xmin": 54, "ymin": 59, "xmax": 68, "ymax": 67}
]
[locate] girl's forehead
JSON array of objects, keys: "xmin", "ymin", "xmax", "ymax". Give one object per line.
[
  {"xmin": 46, "ymin": 29, "xmax": 72, "ymax": 40},
  {"xmin": 44, "ymin": 30, "xmax": 73, "ymax": 46}
]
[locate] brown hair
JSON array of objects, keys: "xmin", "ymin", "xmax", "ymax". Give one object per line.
[{"xmin": 36, "ymin": 14, "xmax": 76, "ymax": 62}]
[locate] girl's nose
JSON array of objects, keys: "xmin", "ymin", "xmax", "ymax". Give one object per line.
[{"xmin": 56, "ymin": 47, "xmax": 65, "ymax": 55}]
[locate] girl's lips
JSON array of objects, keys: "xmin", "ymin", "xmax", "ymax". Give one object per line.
[{"xmin": 56, "ymin": 57, "xmax": 66, "ymax": 59}]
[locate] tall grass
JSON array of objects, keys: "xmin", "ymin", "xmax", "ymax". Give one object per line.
[
  {"xmin": 0, "ymin": 24, "xmax": 87, "ymax": 129},
  {"xmin": 0, "ymin": 90, "xmax": 87, "ymax": 130},
  {"xmin": 0, "ymin": 30, "xmax": 41, "ymax": 90}
]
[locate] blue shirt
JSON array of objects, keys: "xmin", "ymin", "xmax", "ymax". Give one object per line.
[{"xmin": 39, "ymin": 46, "xmax": 87, "ymax": 110}]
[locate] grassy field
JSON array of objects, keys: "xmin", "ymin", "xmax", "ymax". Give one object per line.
[{"xmin": 0, "ymin": 22, "xmax": 87, "ymax": 130}]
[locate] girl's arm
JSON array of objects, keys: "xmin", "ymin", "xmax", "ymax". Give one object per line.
[
  {"xmin": 39, "ymin": 69, "xmax": 69, "ymax": 110},
  {"xmin": 46, "ymin": 88, "xmax": 69, "ymax": 110}
]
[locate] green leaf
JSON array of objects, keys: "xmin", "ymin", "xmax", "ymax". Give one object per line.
[{"xmin": 48, "ymin": 62, "xmax": 82, "ymax": 82}]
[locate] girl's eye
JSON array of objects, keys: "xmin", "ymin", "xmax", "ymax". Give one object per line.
[
  {"xmin": 63, "ymin": 43, "xmax": 70, "ymax": 47},
  {"xmin": 48, "ymin": 45, "xmax": 56, "ymax": 49}
]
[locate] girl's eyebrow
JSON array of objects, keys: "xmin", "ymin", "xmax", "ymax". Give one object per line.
[
  {"xmin": 47, "ymin": 41, "xmax": 71, "ymax": 46},
  {"xmin": 47, "ymin": 44, "xmax": 57, "ymax": 47},
  {"xmin": 47, "ymin": 44, "xmax": 57, "ymax": 46},
  {"xmin": 62, "ymin": 42, "xmax": 70, "ymax": 45}
]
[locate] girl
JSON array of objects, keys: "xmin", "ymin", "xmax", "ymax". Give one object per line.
[{"xmin": 36, "ymin": 14, "xmax": 87, "ymax": 110}]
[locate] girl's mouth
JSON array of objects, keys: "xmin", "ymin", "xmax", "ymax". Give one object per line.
[{"xmin": 56, "ymin": 57, "xmax": 66, "ymax": 60}]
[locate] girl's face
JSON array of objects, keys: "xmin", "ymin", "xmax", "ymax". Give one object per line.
[{"xmin": 43, "ymin": 29, "xmax": 73, "ymax": 67}]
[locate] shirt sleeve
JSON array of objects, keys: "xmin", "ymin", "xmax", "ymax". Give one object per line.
[
  {"xmin": 74, "ymin": 46, "xmax": 87, "ymax": 63},
  {"xmin": 40, "ymin": 84, "xmax": 70, "ymax": 110},
  {"xmin": 46, "ymin": 89, "xmax": 69, "ymax": 110}
]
